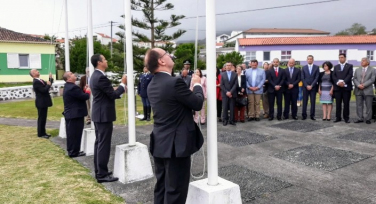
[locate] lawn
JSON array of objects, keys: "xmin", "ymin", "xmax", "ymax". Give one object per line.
[
  {"xmin": 0, "ymin": 82, "xmax": 33, "ymax": 88},
  {"xmin": 0, "ymin": 125, "xmax": 124, "ymax": 204},
  {"xmin": 0, "ymin": 95, "xmax": 153, "ymax": 126}
]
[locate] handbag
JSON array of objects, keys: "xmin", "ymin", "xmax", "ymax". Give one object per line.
[{"xmin": 236, "ymin": 97, "xmax": 247, "ymax": 107}]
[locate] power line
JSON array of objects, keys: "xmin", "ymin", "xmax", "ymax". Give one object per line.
[{"xmin": 183, "ymin": 0, "xmax": 341, "ymax": 19}]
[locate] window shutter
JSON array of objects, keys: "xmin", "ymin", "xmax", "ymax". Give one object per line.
[
  {"xmin": 7, "ymin": 53, "xmax": 19, "ymax": 68},
  {"xmin": 29, "ymin": 54, "xmax": 41, "ymax": 69}
]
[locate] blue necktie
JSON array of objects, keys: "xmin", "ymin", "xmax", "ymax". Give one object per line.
[
  {"xmin": 227, "ymin": 71, "xmax": 231, "ymax": 80},
  {"xmin": 341, "ymin": 64, "xmax": 344, "ymax": 71}
]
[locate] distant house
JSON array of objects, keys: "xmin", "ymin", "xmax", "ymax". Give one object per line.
[
  {"xmin": 236, "ymin": 35, "xmax": 376, "ymax": 67},
  {"xmin": 133, "ymin": 41, "xmax": 176, "ymax": 49},
  {"xmin": 95, "ymin": 33, "xmax": 117, "ymax": 45},
  {"xmin": 226, "ymin": 28, "xmax": 330, "ymax": 43},
  {"xmin": 0, "ymin": 27, "xmax": 56, "ymax": 83}
]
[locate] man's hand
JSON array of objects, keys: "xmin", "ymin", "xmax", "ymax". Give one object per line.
[
  {"xmin": 192, "ymin": 74, "xmax": 201, "ymax": 84},
  {"xmin": 47, "ymin": 81, "xmax": 51, "ymax": 86},
  {"xmin": 86, "ymin": 87, "xmax": 91, "ymax": 92},
  {"xmin": 121, "ymin": 74, "xmax": 127, "ymax": 85},
  {"xmin": 307, "ymin": 85, "xmax": 312, "ymax": 91},
  {"xmin": 288, "ymin": 84, "xmax": 293, "ymax": 89},
  {"xmin": 338, "ymin": 82, "xmax": 345, "ymax": 87},
  {"xmin": 226, "ymin": 91, "xmax": 231, "ymax": 97},
  {"xmin": 358, "ymin": 84, "xmax": 364, "ymax": 90},
  {"xmin": 275, "ymin": 85, "xmax": 280, "ymax": 91},
  {"xmin": 49, "ymin": 72, "xmax": 52, "ymax": 78},
  {"xmin": 241, "ymin": 88, "xmax": 244, "ymax": 93}
]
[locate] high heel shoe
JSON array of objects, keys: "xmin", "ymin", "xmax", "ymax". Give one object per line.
[
  {"xmin": 327, "ymin": 118, "xmax": 331, "ymax": 121},
  {"xmin": 322, "ymin": 118, "xmax": 327, "ymax": 121}
]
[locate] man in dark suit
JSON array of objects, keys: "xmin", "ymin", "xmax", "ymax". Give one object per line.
[
  {"xmin": 267, "ymin": 58, "xmax": 285, "ymax": 121},
  {"xmin": 178, "ymin": 68, "xmax": 192, "ymax": 87},
  {"xmin": 90, "ymin": 54, "xmax": 127, "ymax": 183},
  {"xmin": 29, "ymin": 69, "xmax": 53, "ymax": 139},
  {"xmin": 138, "ymin": 66, "xmax": 153, "ymax": 121},
  {"xmin": 283, "ymin": 58, "xmax": 301, "ymax": 120},
  {"xmin": 332, "ymin": 53, "xmax": 354, "ymax": 123},
  {"xmin": 220, "ymin": 62, "xmax": 238, "ymax": 126},
  {"xmin": 301, "ymin": 55, "xmax": 320, "ymax": 120},
  {"xmin": 145, "ymin": 48, "xmax": 204, "ymax": 204},
  {"xmin": 63, "ymin": 71, "xmax": 90, "ymax": 158}
]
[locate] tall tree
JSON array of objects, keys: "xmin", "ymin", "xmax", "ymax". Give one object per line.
[
  {"xmin": 216, "ymin": 51, "xmax": 244, "ymax": 69},
  {"xmin": 120, "ymin": 0, "xmax": 186, "ymax": 49},
  {"xmin": 173, "ymin": 43, "xmax": 206, "ymax": 70},
  {"xmin": 335, "ymin": 23, "xmax": 367, "ymax": 36}
]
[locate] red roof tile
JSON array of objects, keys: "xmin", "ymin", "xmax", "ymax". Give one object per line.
[
  {"xmin": 238, "ymin": 35, "xmax": 376, "ymax": 46},
  {"xmin": 244, "ymin": 28, "xmax": 330, "ymax": 34},
  {"xmin": 0, "ymin": 27, "xmax": 51, "ymax": 44}
]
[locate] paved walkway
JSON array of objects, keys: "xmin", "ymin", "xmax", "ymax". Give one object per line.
[{"xmin": 2, "ymin": 101, "xmax": 376, "ymax": 204}]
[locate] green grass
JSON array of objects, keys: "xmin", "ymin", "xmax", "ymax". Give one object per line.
[
  {"xmin": 0, "ymin": 82, "xmax": 33, "ymax": 88},
  {"xmin": 0, "ymin": 95, "xmax": 153, "ymax": 126},
  {"xmin": 0, "ymin": 125, "xmax": 124, "ymax": 204}
]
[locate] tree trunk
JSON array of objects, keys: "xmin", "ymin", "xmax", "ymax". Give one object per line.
[{"xmin": 151, "ymin": 0, "xmax": 155, "ymax": 48}]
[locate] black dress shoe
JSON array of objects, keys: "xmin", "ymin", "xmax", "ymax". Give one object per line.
[
  {"xmin": 97, "ymin": 175, "xmax": 118, "ymax": 183},
  {"xmin": 292, "ymin": 117, "xmax": 298, "ymax": 120},
  {"xmin": 39, "ymin": 135, "xmax": 50, "ymax": 139},
  {"xmin": 311, "ymin": 117, "xmax": 316, "ymax": 121},
  {"xmin": 302, "ymin": 117, "xmax": 307, "ymax": 120},
  {"xmin": 344, "ymin": 120, "xmax": 350, "ymax": 123},
  {"xmin": 284, "ymin": 117, "xmax": 289, "ymax": 120},
  {"xmin": 268, "ymin": 117, "xmax": 274, "ymax": 121},
  {"xmin": 255, "ymin": 118, "xmax": 260, "ymax": 121},
  {"xmin": 248, "ymin": 118, "xmax": 254, "ymax": 121},
  {"xmin": 327, "ymin": 119, "xmax": 331, "ymax": 121},
  {"xmin": 277, "ymin": 117, "xmax": 282, "ymax": 121},
  {"xmin": 366, "ymin": 120, "xmax": 371, "ymax": 124},
  {"xmin": 333, "ymin": 119, "xmax": 341, "ymax": 123},
  {"xmin": 223, "ymin": 120, "xmax": 228, "ymax": 126},
  {"xmin": 69, "ymin": 152, "xmax": 86, "ymax": 158},
  {"xmin": 229, "ymin": 121, "xmax": 236, "ymax": 126},
  {"xmin": 354, "ymin": 120, "xmax": 364, "ymax": 123}
]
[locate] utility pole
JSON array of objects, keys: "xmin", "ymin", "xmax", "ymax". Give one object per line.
[{"xmin": 110, "ymin": 21, "xmax": 117, "ymax": 57}]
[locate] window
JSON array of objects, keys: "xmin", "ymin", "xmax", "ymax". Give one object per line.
[
  {"xmin": 367, "ymin": 50, "xmax": 374, "ymax": 60},
  {"xmin": 263, "ymin": 51, "xmax": 270, "ymax": 61},
  {"xmin": 281, "ymin": 51, "xmax": 291, "ymax": 60},
  {"xmin": 245, "ymin": 51, "xmax": 256, "ymax": 61},
  {"xmin": 7, "ymin": 53, "xmax": 41, "ymax": 69},
  {"xmin": 19, "ymin": 54, "xmax": 29, "ymax": 68},
  {"xmin": 339, "ymin": 50, "xmax": 347, "ymax": 55}
]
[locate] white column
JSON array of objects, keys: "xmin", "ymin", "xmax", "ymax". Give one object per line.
[
  {"xmin": 124, "ymin": 0, "xmax": 136, "ymax": 146},
  {"xmin": 206, "ymin": 0, "xmax": 218, "ymax": 186},
  {"xmin": 64, "ymin": 0, "xmax": 70, "ymax": 72},
  {"xmin": 87, "ymin": 0, "xmax": 94, "ymax": 130}
]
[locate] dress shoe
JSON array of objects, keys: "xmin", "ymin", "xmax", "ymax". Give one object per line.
[
  {"xmin": 354, "ymin": 120, "xmax": 364, "ymax": 123},
  {"xmin": 333, "ymin": 118, "xmax": 341, "ymax": 123},
  {"xmin": 277, "ymin": 117, "xmax": 282, "ymax": 121},
  {"xmin": 240, "ymin": 120, "xmax": 245, "ymax": 123},
  {"xmin": 255, "ymin": 118, "xmax": 260, "ymax": 121},
  {"xmin": 223, "ymin": 120, "xmax": 228, "ymax": 126},
  {"xmin": 322, "ymin": 118, "xmax": 326, "ymax": 121},
  {"xmin": 268, "ymin": 117, "xmax": 274, "ymax": 121},
  {"xmin": 327, "ymin": 119, "xmax": 331, "ymax": 121},
  {"xmin": 366, "ymin": 120, "xmax": 371, "ymax": 124},
  {"xmin": 39, "ymin": 135, "xmax": 50, "ymax": 139},
  {"xmin": 302, "ymin": 117, "xmax": 307, "ymax": 120},
  {"xmin": 97, "ymin": 175, "xmax": 119, "ymax": 183},
  {"xmin": 292, "ymin": 116, "xmax": 298, "ymax": 120},
  {"xmin": 344, "ymin": 120, "xmax": 350, "ymax": 123},
  {"xmin": 248, "ymin": 117, "xmax": 255, "ymax": 121},
  {"xmin": 69, "ymin": 152, "xmax": 86, "ymax": 158},
  {"xmin": 229, "ymin": 121, "xmax": 236, "ymax": 126},
  {"xmin": 284, "ymin": 117, "xmax": 289, "ymax": 120},
  {"xmin": 311, "ymin": 117, "xmax": 316, "ymax": 121},
  {"xmin": 264, "ymin": 114, "xmax": 269, "ymax": 119}
]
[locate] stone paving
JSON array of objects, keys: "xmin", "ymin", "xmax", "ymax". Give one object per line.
[{"xmin": 2, "ymin": 101, "xmax": 376, "ymax": 203}]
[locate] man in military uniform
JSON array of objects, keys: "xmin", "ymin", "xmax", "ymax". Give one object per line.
[
  {"xmin": 138, "ymin": 67, "xmax": 154, "ymax": 121},
  {"xmin": 183, "ymin": 60, "xmax": 194, "ymax": 76}
]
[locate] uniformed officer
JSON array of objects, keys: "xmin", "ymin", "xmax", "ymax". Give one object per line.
[
  {"xmin": 138, "ymin": 67, "xmax": 153, "ymax": 121},
  {"xmin": 183, "ymin": 60, "xmax": 194, "ymax": 76}
]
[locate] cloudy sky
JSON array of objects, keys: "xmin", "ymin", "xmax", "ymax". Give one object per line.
[{"xmin": 1, "ymin": 0, "xmax": 375, "ymax": 42}]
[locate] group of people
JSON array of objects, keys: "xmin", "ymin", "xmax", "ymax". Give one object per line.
[{"xmin": 215, "ymin": 54, "xmax": 375, "ymax": 125}]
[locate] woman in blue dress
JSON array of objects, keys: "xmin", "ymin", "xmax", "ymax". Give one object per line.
[{"xmin": 318, "ymin": 61, "xmax": 334, "ymax": 121}]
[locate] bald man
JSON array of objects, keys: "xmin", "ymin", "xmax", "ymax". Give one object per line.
[
  {"xmin": 283, "ymin": 58, "xmax": 301, "ymax": 120},
  {"xmin": 29, "ymin": 69, "xmax": 53, "ymax": 139},
  {"xmin": 145, "ymin": 48, "xmax": 204, "ymax": 204}
]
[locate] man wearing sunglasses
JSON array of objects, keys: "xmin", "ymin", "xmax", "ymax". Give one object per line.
[{"xmin": 145, "ymin": 48, "xmax": 204, "ymax": 204}]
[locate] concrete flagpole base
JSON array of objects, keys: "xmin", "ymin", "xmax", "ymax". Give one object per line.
[
  {"xmin": 81, "ymin": 128, "xmax": 95, "ymax": 156},
  {"xmin": 113, "ymin": 142, "xmax": 154, "ymax": 184},
  {"xmin": 58, "ymin": 117, "xmax": 66, "ymax": 138},
  {"xmin": 186, "ymin": 177, "xmax": 242, "ymax": 204}
]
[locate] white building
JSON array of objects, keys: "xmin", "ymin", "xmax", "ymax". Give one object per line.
[
  {"xmin": 216, "ymin": 34, "xmax": 230, "ymax": 43},
  {"xmin": 226, "ymin": 28, "xmax": 330, "ymax": 43},
  {"xmin": 133, "ymin": 41, "xmax": 176, "ymax": 49},
  {"xmin": 95, "ymin": 33, "xmax": 117, "ymax": 45},
  {"xmin": 236, "ymin": 35, "xmax": 376, "ymax": 67}
]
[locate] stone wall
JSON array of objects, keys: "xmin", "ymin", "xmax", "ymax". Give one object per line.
[{"xmin": 0, "ymin": 81, "xmax": 65, "ymax": 101}]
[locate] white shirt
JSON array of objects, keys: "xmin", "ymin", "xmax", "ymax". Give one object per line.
[
  {"xmin": 238, "ymin": 75, "xmax": 241, "ymax": 87},
  {"xmin": 251, "ymin": 69, "xmax": 257, "ymax": 87}
]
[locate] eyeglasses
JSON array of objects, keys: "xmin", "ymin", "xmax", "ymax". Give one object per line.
[{"xmin": 159, "ymin": 51, "xmax": 175, "ymax": 61}]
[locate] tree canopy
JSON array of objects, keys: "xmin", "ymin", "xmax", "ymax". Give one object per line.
[{"xmin": 216, "ymin": 51, "xmax": 244, "ymax": 69}]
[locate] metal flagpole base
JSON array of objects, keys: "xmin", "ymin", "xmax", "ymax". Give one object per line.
[
  {"xmin": 58, "ymin": 117, "xmax": 66, "ymax": 138},
  {"xmin": 113, "ymin": 142, "xmax": 154, "ymax": 184},
  {"xmin": 81, "ymin": 128, "xmax": 95, "ymax": 156},
  {"xmin": 186, "ymin": 177, "xmax": 242, "ymax": 204}
]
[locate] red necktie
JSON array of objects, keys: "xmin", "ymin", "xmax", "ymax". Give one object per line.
[
  {"xmin": 275, "ymin": 68, "xmax": 278, "ymax": 77},
  {"xmin": 39, "ymin": 79, "xmax": 45, "ymax": 85}
]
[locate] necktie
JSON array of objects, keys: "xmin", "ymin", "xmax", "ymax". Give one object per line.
[
  {"xmin": 227, "ymin": 71, "xmax": 231, "ymax": 80},
  {"xmin": 289, "ymin": 68, "xmax": 293, "ymax": 78},
  {"xmin": 39, "ymin": 79, "xmax": 45, "ymax": 85},
  {"xmin": 275, "ymin": 68, "xmax": 278, "ymax": 77},
  {"xmin": 309, "ymin": 65, "xmax": 312, "ymax": 75},
  {"xmin": 361, "ymin": 68, "xmax": 366, "ymax": 83},
  {"xmin": 341, "ymin": 64, "xmax": 344, "ymax": 71}
]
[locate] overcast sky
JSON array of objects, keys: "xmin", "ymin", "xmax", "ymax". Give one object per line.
[{"xmin": 1, "ymin": 0, "xmax": 375, "ymax": 42}]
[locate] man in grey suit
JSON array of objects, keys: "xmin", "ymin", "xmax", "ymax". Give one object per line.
[
  {"xmin": 353, "ymin": 58, "xmax": 375, "ymax": 124},
  {"xmin": 220, "ymin": 62, "xmax": 238, "ymax": 126},
  {"xmin": 178, "ymin": 68, "xmax": 191, "ymax": 87}
]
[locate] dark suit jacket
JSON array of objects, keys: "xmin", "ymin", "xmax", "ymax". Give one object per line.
[
  {"xmin": 147, "ymin": 72, "xmax": 204, "ymax": 158},
  {"xmin": 220, "ymin": 71, "xmax": 238, "ymax": 97},
  {"xmin": 33, "ymin": 78, "xmax": 53, "ymax": 108},
  {"xmin": 63, "ymin": 82, "xmax": 90, "ymax": 119},
  {"xmin": 267, "ymin": 67, "xmax": 285, "ymax": 93},
  {"xmin": 332, "ymin": 63, "xmax": 354, "ymax": 91},
  {"xmin": 178, "ymin": 75, "xmax": 192, "ymax": 88},
  {"xmin": 236, "ymin": 75, "xmax": 247, "ymax": 95},
  {"xmin": 284, "ymin": 67, "xmax": 301, "ymax": 93},
  {"xmin": 301, "ymin": 64, "xmax": 320, "ymax": 90},
  {"xmin": 137, "ymin": 73, "xmax": 153, "ymax": 98},
  {"xmin": 90, "ymin": 70, "xmax": 125, "ymax": 123}
]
